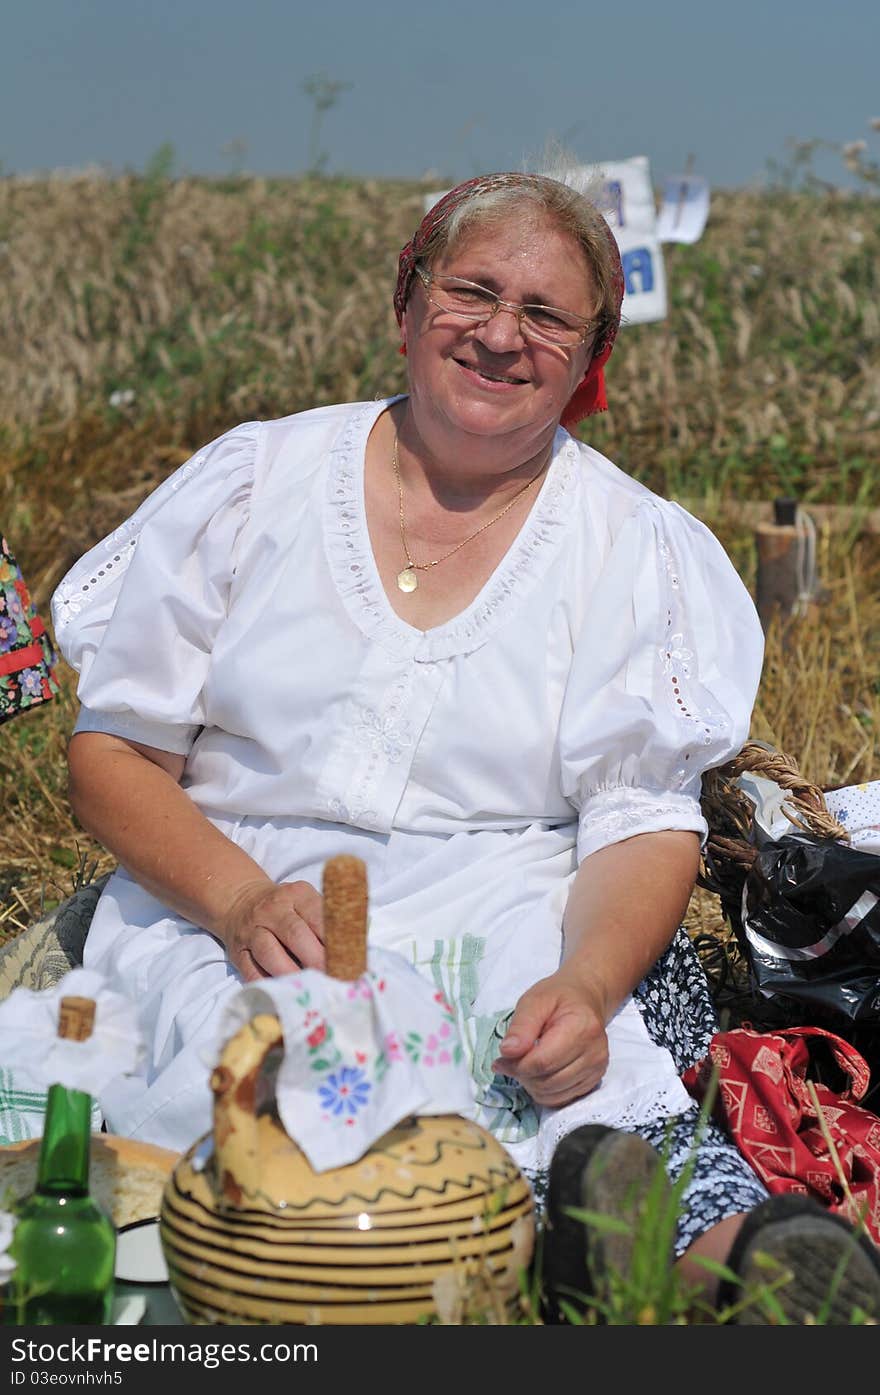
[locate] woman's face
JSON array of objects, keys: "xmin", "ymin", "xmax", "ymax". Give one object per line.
[{"xmin": 403, "ymin": 210, "xmax": 598, "ymax": 458}]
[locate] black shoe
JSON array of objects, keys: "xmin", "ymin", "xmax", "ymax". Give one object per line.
[
  {"xmin": 540, "ymin": 1124, "xmax": 672, "ymax": 1323},
  {"xmin": 719, "ymin": 1193, "xmax": 880, "ymax": 1325}
]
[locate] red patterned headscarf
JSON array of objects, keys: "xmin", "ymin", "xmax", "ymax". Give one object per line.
[{"xmin": 394, "ymin": 173, "xmax": 625, "ymax": 429}]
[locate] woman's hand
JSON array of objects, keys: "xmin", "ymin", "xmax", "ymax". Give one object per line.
[
  {"xmin": 491, "ymin": 965, "xmax": 609, "ymax": 1108},
  {"xmin": 493, "ymin": 831, "xmax": 701, "ymax": 1108},
  {"xmin": 222, "ymin": 880, "xmax": 325, "ymax": 982},
  {"xmin": 68, "ymin": 734, "xmax": 329, "ymax": 983}
]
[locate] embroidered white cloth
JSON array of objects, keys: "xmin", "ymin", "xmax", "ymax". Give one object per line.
[
  {"xmin": 214, "ymin": 948, "xmax": 475, "ymax": 1171},
  {"xmin": 49, "ymin": 397, "xmax": 764, "ymax": 1162},
  {"xmin": 0, "ymin": 968, "xmax": 144, "ymax": 1095}
]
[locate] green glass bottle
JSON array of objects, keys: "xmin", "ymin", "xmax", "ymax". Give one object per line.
[{"xmin": 9, "ymin": 997, "xmax": 116, "ymax": 1324}]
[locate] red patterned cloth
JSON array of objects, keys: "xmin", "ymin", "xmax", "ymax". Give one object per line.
[
  {"xmin": 683, "ymin": 1026, "xmax": 880, "ymax": 1246},
  {"xmin": 0, "ymin": 533, "xmax": 59, "ymax": 725},
  {"xmin": 393, "ymin": 173, "xmax": 625, "ymax": 427}
]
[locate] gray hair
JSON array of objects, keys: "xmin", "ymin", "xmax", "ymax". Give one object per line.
[{"xmin": 415, "ymin": 172, "xmax": 621, "ymax": 351}]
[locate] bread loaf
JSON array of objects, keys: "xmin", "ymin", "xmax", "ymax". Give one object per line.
[{"xmin": 0, "ymin": 1134, "xmax": 179, "ymax": 1229}]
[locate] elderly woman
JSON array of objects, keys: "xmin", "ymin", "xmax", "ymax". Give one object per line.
[{"xmin": 51, "ymin": 172, "xmax": 880, "ymax": 1322}]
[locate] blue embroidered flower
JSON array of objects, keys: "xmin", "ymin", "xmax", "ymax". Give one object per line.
[
  {"xmin": 0, "ymin": 616, "xmax": 17, "ymax": 652},
  {"xmin": 318, "ymin": 1065, "xmax": 371, "ymax": 1118}
]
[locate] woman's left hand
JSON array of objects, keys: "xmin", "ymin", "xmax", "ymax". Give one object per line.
[{"xmin": 491, "ymin": 966, "xmax": 609, "ymax": 1108}]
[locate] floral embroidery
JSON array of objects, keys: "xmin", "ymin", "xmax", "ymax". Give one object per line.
[
  {"xmin": 581, "ymin": 786, "xmax": 704, "ymax": 845},
  {"xmin": 224, "ymin": 949, "xmax": 475, "ymax": 1170},
  {"xmin": 300, "ymin": 1000, "xmax": 343, "ymax": 1072},
  {"xmin": 353, "ymin": 706, "xmax": 414, "ymax": 764},
  {"xmin": 51, "ymin": 537, "xmax": 138, "ymax": 632},
  {"xmin": 51, "ymin": 423, "xmax": 259, "ymax": 637},
  {"xmin": 346, "ymin": 980, "xmax": 373, "ymax": 1001},
  {"xmin": 326, "ymin": 796, "xmax": 379, "ymax": 826},
  {"xmin": 655, "ymin": 528, "xmax": 729, "ymax": 752},
  {"xmin": 657, "ymin": 538, "xmax": 681, "ymax": 590},
  {"xmin": 306, "ymin": 1022, "xmax": 327, "ymax": 1051},
  {"xmin": 319, "ymin": 1066, "xmax": 371, "ymax": 1118},
  {"xmin": 404, "ymin": 1018, "xmax": 459, "ymax": 1068},
  {"xmin": 659, "ymin": 633, "xmax": 694, "ymax": 678}
]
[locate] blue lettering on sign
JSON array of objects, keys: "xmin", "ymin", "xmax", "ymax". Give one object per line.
[
  {"xmin": 602, "ymin": 180, "xmax": 624, "ymax": 226},
  {"xmin": 622, "ymin": 247, "xmax": 654, "ymax": 294}
]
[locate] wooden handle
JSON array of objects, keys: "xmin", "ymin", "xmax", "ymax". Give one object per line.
[
  {"xmin": 58, "ymin": 996, "xmax": 96, "ymax": 1041},
  {"xmin": 323, "ymin": 855, "xmax": 368, "ymax": 981}
]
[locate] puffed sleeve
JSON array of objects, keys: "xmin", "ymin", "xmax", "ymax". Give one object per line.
[
  {"xmin": 559, "ymin": 496, "xmax": 764, "ymax": 863},
  {"xmin": 50, "ymin": 422, "xmax": 259, "ymax": 755}
]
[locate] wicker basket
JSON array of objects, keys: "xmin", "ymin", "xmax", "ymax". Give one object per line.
[{"xmin": 697, "ymin": 739, "xmax": 849, "ymax": 927}]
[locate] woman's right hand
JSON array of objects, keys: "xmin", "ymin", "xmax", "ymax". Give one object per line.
[
  {"xmin": 221, "ymin": 880, "xmax": 325, "ymax": 981},
  {"xmin": 67, "ymin": 733, "xmax": 327, "ymax": 982}
]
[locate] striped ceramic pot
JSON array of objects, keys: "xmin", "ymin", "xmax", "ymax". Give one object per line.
[{"xmin": 159, "ymin": 1012, "xmax": 535, "ymax": 1325}]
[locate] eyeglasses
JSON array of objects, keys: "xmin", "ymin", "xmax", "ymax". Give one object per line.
[{"xmin": 414, "ymin": 263, "xmax": 596, "ymax": 348}]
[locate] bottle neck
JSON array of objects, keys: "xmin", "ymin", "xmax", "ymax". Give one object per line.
[{"xmin": 36, "ymin": 1083, "xmax": 92, "ymax": 1196}]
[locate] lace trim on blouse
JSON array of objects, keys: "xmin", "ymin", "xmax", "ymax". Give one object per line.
[
  {"xmin": 53, "ymin": 534, "xmax": 142, "ymax": 637},
  {"xmin": 577, "ymin": 784, "xmax": 707, "ymax": 861},
  {"xmin": 525, "ymin": 1080, "xmax": 698, "ymax": 1177},
  {"xmin": 655, "ymin": 526, "xmax": 732, "ymax": 789},
  {"xmin": 323, "ymin": 399, "xmax": 583, "ymax": 662},
  {"xmin": 51, "ymin": 423, "xmax": 261, "ymax": 637}
]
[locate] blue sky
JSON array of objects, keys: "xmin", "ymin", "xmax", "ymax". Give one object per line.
[{"xmin": 3, "ymin": 0, "xmax": 877, "ymax": 191}]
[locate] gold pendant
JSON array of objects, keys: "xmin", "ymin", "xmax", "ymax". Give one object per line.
[{"xmin": 397, "ymin": 567, "xmax": 418, "ymax": 593}]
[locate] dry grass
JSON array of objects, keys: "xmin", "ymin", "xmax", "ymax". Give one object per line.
[{"xmin": 1, "ymin": 172, "xmax": 879, "ymax": 938}]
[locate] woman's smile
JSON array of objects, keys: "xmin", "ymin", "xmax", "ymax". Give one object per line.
[{"xmin": 453, "ymin": 355, "xmax": 530, "ymax": 390}]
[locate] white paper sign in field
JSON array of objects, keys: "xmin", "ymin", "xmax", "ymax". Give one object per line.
[
  {"xmin": 423, "ymin": 156, "xmax": 667, "ymax": 326},
  {"xmin": 558, "ymin": 158, "xmax": 667, "ymax": 324},
  {"xmin": 656, "ymin": 173, "xmax": 710, "ymax": 244}
]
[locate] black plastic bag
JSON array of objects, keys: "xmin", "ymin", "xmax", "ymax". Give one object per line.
[{"xmin": 741, "ymin": 830, "xmax": 880, "ymax": 1023}]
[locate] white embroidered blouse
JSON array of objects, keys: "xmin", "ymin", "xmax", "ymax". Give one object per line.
[{"xmin": 50, "ymin": 396, "xmax": 765, "ymax": 1159}]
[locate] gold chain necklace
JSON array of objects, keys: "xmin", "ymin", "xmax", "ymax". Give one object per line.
[{"xmin": 392, "ymin": 434, "xmax": 548, "ymax": 593}]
